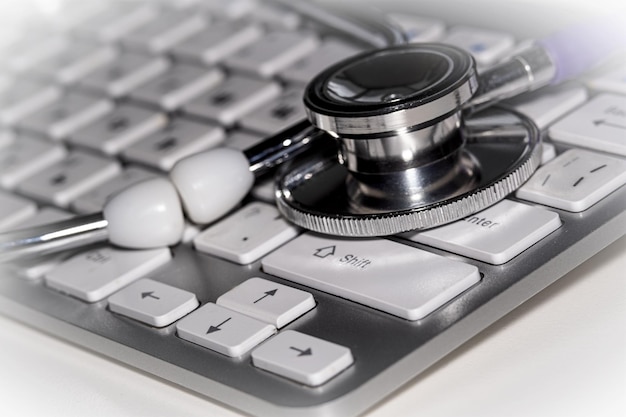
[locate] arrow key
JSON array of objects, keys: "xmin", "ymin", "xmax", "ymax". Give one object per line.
[
  {"xmin": 549, "ymin": 93, "xmax": 626, "ymax": 156},
  {"xmin": 108, "ymin": 278, "xmax": 199, "ymax": 327},
  {"xmin": 252, "ymin": 330, "xmax": 353, "ymax": 386},
  {"xmin": 217, "ymin": 277, "xmax": 315, "ymax": 328},
  {"xmin": 176, "ymin": 303, "xmax": 275, "ymax": 357},
  {"xmin": 517, "ymin": 149, "xmax": 626, "ymax": 212}
]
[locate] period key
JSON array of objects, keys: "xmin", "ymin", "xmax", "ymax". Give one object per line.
[{"xmin": 261, "ymin": 234, "xmax": 480, "ymax": 321}]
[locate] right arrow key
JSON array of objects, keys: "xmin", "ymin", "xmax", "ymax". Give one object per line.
[{"xmin": 252, "ymin": 330, "xmax": 354, "ymax": 387}]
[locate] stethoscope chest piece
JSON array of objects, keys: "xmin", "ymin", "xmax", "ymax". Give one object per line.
[{"xmin": 275, "ymin": 44, "xmax": 542, "ymax": 236}]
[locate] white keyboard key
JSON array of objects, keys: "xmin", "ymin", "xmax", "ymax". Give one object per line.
[
  {"xmin": 517, "ymin": 149, "xmax": 626, "ymax": 212},
  {"xmin": 508, "ymin": 86, "xmax": 588, "ymax": 130},
  {"xmin": 81, "ymin": 52, "xmax": 170, "ymax": 98},
  {"xmin": 0, "ymin": 135, "xmax": 67, "ymax": 190},
  {"xmin": 184, "ymin": 75, "xmax": 281, "ymax": 126},
  {"xmin": 35, "ymin": 43, "xmax": 117, "ymax": 85},
  {"xmin": 239, "ymin": 88, "xmax": 306, "ymax": 135},
  {"xmin": 251, "ymin": 330, "xmax": 353, "ymax": 387},
  {"xmin": 0, "ymin": 27, "xmax": 21, "ymax": 54},
  {"xmin": 0, "ymin": 191, "xmax": 37, "ymax": 232},
  {"xmin": 69, "ymin": 104, "xmax": 168, "ymax": 155},
  {"xmin": 251, "ymin": 176, "xmax": 275, "ymax": 203},
  {"xmin": 131, "ymin": 64, "xmax": 224, "ymax": 111},
  {"xmin": 250, "ymin": 3, "xmax": 301, "ymax": 29},
  {"xmin": 0, "ymin": 130, "xmax": 13, "ymax": 149},
  {"xmin": 76, "ymin": 3, "xmax": 158, "ymax": 42},
  {"xmin": 541, "ymin": 142, "xmax": 557, "ymax": 165},
  {"xmin": 549, "ymin": 93, "xmax": 626, "ymax": 156},
  {"xmin": 224, "ymin": 130, "xmax": 265, "ymax": 151},
  {"xmin": 404, "ymin": 200, "xmax": 562, "ymax": 265},
  {"xmin": 0, "ymin": 80, "xmax": 62, "ymax": 125},
  {"xmin": 443, "ymin": 26, "xmax": 515, "ymax": 67},
  {"xmin": 588, "ymin": 63, "xmax": 626, "ymax": 94},
  {"xmin": 176, "ymin": 303, "xmax": 275, "ymax": 357},
  {"xmin": 9, "ymin": 36, "xmax": 67, "ymax": 73},
  {"xmin": 281, "ymin": 39, "xmax": 362, "ymax": 85},
  {"xmin": 45, "ymin": 247, "xmax": 171, "ymax": 302},
  {"xmin": 50, "ymin": 1, "xmax": 108, "ymax": 32},
  {"xmin": 122, "ymin": 119, "xmax": 224, "ymax": 171},
  {"xmin": 17, "ymin": 151, "xmax": 121, "ymax": 208},
  {"xmin": 262, "ymin": 234, "xmax": 480, "ymax": 320},
  {"xmin": 160, "ymin": 0, "xmax": 201, "ymax": 10},
  {"xmin": 225, "ymin": 31, "xmax": 319, "ymax": 78},
  {"xmin": 9, "ymin": 206, "xmax": 73, "ymax": 230},
  {"xmin": 199, "ymin": 0, "xmax": 258, "ymax": 20},
  {"xmin": 124, "ymin": 11, "xmax": 208, "ymax": 54},
  {"xmin": 18, "ymin": 92, "xmax": 114, "ymax": 141},
  {"xmin": 72, "ymin": 167, "xmax": 159, "ymax": 214},
  {"xmin": 181, "ymin": 220, "xmax": 202, "ymax": 244},
  {"xmin": 218, "ymin": 278, "xmax": 315, "ymax": 328},
  {"xmin": 194, "ymin": 202, "xmax": 300, "ymax": 264},
  {"xmin": 387, "ymin": 14, "xmax": 445, "ymax": 42},
  {"xmin": 173, "ymin": 21, "xmax": 264, "ymax": 65},
  {"xmin": 108, "ymin": 278, "xmax": 199, "ymax": 327}
]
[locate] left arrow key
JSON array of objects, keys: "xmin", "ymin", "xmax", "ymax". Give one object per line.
[{"xmin": 108, "ymin": 278, "xmax": 199, "ymax": 327}]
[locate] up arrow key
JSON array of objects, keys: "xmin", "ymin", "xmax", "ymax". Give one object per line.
[{"xmin": 254, "ymin": 289, "xmax": 277, "ymax": 304}]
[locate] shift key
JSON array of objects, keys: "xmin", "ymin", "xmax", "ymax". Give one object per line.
[{"xmin": 261, "ymin": 233, "xmax": 480, "ymax": 321}]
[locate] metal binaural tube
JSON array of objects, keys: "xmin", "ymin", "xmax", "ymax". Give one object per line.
[
  {"xmin": 0, "ymin": 213, "xmax": 109, "ymax": 263},
  {"xmin": 467, "ymin": 44, "xmax": 557, "ymax": 112}
]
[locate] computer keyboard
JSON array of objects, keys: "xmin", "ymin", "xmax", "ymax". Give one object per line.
[{"xmin": 0, "ymin": 1, "xmax": 624, "ymax": 416}]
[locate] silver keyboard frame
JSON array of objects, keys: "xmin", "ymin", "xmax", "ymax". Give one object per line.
[
  {"xmin": 1, "ymin": 183, "xmax": 623, "ymax": 416},
  {"xmin": 1, "ymin": 1, "xmax": 625, "ymax": 416}
]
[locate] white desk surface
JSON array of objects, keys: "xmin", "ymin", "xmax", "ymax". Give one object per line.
[{"xmin": 0, "ymin": 236, "xmax": 624, "ymax": 417}]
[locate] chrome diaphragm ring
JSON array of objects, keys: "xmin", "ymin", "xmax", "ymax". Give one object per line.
[{"xmin": 275, "ymin": 107, "xmax": 542, "ymax": 237}]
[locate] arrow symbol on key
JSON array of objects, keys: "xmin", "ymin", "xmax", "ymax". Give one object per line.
[
  {"xmin": 290, "ymin": 346, "xmax": 313, "ymax": 357},
  {"xmin": 206, "ymin": 317, "xmax": 232, "ymax": 334},
  {"xmin": 254, "ymin": 289, "xmax": 277, "ymax": 304},
  {"xmin": 141, "ymin": 291, "xmax": 160, "ymax": 300},
  {"xmin": 593, "ymin": 119, "xmax": 626, "ymax": 130},
  {"xmin": 314, "ymin": 246, "xmax": 335, "ymax": 258}
]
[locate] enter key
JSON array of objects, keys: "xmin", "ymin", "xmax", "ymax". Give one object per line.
[{"xmin": 404, "ymin": 199, "xmax": 562, "ymax": 265}]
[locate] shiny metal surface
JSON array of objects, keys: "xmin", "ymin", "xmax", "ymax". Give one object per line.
[
  {"xmin": 337, "ymin": 112, "xmax": 463, "ymax": 173},
  {"xmin": 245, "ymin": 120, "xmax": 328, "ymax": 177},
  {"xmin": 275, "ymin": 107, "xmax": 541, "ymax": 236},
  {"xmin": 305, "ymin": 44, "xmax": 478, "ymax": 137},
  {"xmin": 1, "ymin": 185, "xmax": 623, "ymax": 416},
  {"xmin": 0, "ymin": 214, "xmax": 109, "ymax": 263},
  {"xmin": 1, "ymin": 1, "xmax": 624, "ymax": 417},
  {"xmin": 468, "ymin": 44, "xmax": 557, "ymax": 110}
]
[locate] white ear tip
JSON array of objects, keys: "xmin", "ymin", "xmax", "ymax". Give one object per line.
[
  {"xmin": 170, "ymin": 148, "xmax": 254, "ymax": 224},
  {"xmin": 103, "ymin": 178, "xmax": 185, "ymax": 249}
]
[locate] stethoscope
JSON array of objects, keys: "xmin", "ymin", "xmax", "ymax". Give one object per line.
[{"xmin": 0, "ymin": 3, "xmax": 623, "ymax": 261}]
